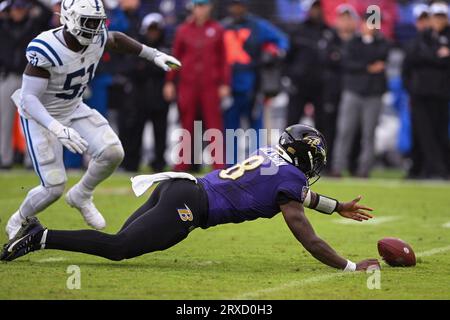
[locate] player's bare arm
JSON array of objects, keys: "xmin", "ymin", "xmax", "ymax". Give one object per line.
[
  {"xmin": 106, "ymin": 31, "xmax": 181, "ymax": 72},
  {"xmin": 281, "ymin": 200, "xmax": 380, "ymax": 271},
  {"xmin": 305, "ymin": 191, "xmax": 374, "ymax": 222},
  {"xmin": 24, "ymin": 63, "xmax": 50, "ymax": 79}
]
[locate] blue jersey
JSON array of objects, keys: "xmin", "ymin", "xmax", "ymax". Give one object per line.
[{"xmin": 198, "ymin": 147, "xmax": 308, "ymax": 228}]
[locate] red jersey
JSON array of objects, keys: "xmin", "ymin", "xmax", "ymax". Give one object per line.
[{"xmin": 167, "ymin": 19, "xmax": 230, "ymax": 87}]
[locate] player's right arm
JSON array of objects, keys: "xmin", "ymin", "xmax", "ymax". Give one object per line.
[
  {"xmin": 20, "ymin": 63, "xmax": 88, "ymax": 154},
  {"xmin": 280, "ymin": 200, "xmax": 380, "ymax": 271}
]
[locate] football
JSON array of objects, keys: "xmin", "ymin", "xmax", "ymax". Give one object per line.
[{"xmin": 377, "ymin": 238, "xmax": 416, "ymax": 267}]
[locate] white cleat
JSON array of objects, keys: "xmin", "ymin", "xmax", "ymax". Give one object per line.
[
  {"xmin": 6, "ymin": 211, "xmax": 25, "ymax": 240},
  {"xmin": 65, "ymin": 186, "xmax": 106, "ymax": 230}
]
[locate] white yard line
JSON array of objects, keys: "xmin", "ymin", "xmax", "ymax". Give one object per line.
[
  {"xmin": 416, "ymin": 245, "xmax": 450, "ymax": 258},
  {"xmin": 442, "ymin": 222, "xmax": 450, "ymax": 228},
  {"xmin": 334, "ymin": 216, "xmax": 398, "ymax": 226},
  {"xmin": 233, "ymin": 245, "xmax": 450, "ymax": 299},
  {"xmin": 36, "ymin": 257, "xmax": 66, "ymax": 263}
]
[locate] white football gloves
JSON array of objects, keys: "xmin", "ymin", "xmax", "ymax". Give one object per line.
[
  {"xmin": 48, "ymin": 120, "xmax": 88, "ymax": 154},
  {"xmin": 139, "ymin": 45, "xmax": 182, "ymax": 72}
]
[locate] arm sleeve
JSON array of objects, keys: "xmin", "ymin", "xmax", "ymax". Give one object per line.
[{"xmin": 20, "ymin": 75, "xmax": 57, "ymax": 128}]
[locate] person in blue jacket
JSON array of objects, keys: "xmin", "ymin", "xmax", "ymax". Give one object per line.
[{"xmin": 222, "ymin": 0, "xmax": 289, "ymax": 165}]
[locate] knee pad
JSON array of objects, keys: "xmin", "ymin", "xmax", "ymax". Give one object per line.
[
  {"xmin": 46, "ymin": 184, "xmax": 66, "ymax": 201},
  {"xmin": 97, "ymin": 144, "xmax": 125, "ymax": 167}
]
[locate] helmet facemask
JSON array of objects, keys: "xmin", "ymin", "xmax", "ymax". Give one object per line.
[
  {"xmin": 60, "ymin": 0, "xmax": 107, "ymax": 46},
  {"xmin": 76, "ymin": 15, "xmax": 106, "ymax": 44}
]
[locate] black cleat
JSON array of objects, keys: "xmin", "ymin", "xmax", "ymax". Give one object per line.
[{"xmin": 1, "ymin": 217, "xmax": 46, "ymax": 262}]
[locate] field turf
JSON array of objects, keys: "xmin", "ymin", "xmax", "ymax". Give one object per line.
[{"xmin": 1, "ymin": 170, "xmax": 450, "ymax": 300}]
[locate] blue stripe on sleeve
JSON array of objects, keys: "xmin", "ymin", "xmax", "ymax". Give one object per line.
[
  {"xmin": 26, "ymin": 46, "xmax": 56, "ymax": 67},
  {"xmin": 30, "ymin": 39, "xmax": 64, "ymax": 66}
]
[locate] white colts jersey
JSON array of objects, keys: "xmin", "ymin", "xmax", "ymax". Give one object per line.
[{"xmin": 22, "ymin": 27, "xmax": 107, "ymax": 121}]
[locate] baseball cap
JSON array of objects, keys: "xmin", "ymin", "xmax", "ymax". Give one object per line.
[
  {"xmin": 413, "ymin": 4, "xmax": 430, "ymax": 20},
  {"xmin": 140, "ymin": 13, "xmax": 165, "ymax": 34},
  {"xmin": 302, "ymin": 0, "xmax": 321, "ymax": 12},
  {"xmin": 430, "ymin": 2, "xmax": 449, "ymax": 16},
  {"xmin": 336, "ymin": 4, "xmax": 358, "ymax": 19}
]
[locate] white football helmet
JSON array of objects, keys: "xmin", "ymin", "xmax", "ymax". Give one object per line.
[{"xmin": 60, "ymin": 0, "xmax": 107, "ymax": 46}]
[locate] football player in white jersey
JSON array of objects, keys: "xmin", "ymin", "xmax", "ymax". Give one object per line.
[{"xmin": 5, "ymin": 0, "xmax": 181, "ymax": 240}]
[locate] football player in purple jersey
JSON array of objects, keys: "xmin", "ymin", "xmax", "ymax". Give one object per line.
[{"xmin": 2, "ymin": 125, "xmax": 380, "ymax": 272}]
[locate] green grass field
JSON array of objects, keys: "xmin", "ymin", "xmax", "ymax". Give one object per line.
[{"xmin": 1, "ymin": 170, "xmax": 450, "ymax": 300}]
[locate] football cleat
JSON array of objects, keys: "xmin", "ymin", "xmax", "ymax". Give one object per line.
[
  {"xmin": 1, "ymin": 217, "xmax": 46, "ymax": 262},
  {"xmin": 66, "ymin": 185, "xmax": 106, "ymax": 230}
]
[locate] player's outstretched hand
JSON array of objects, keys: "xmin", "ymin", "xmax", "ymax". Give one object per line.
[
  {"xmin": 49, "ymin": 121, "xmax": 88, "ymax": 154},
  {"xmin": 356, "ymin": 259, "xmax": 381, "ymax": 271},
  {"xmin": 337, "ymin": 195, "xmax": 374, "ymax": 222},
  {"xmin": 154, "ymin": 51, "xmax": 182, "ymax": 72}
]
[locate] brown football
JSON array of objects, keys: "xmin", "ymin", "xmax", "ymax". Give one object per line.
[{"xmin": 377, "ymin": 237, "xmax": 416, "ymax": 267}]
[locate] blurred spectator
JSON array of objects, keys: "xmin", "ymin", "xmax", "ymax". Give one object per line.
[
  {"xmin": 164, "ymin": 0, "xmax": 230, "ymax": 171},
  {"xmin": 402, "ymin": 2, "xmax": 450, "ymax": 179},
  {"xmin": 121, "ymin": 13, "xmax": 170, "ymax": 172},
  {"xmin": 402, "ymin": 3, "xmax": 431, "ymax": 179},
  {"xmin": 321, "ymin": 0, "xmax": 398, "ymax": 40},
  {"xmin": 413, "ymin": 4, "xmax": 432, "ymax": 33},
  {"xmin": 86, "ymin": 0, "xmax": 130, "ymax": 118},
  {"xmin": 319, "ymin": 4, "xmax": 358, "ymax": 168},
  {"xmin": 332, "ymin": 12, "xmax": 390, "ymax": 178},
  {"xmin": 0, "ymin": 0, "xmax": 50, "ymax": 169},
  {"xmin": 115, "ymin": 0, "xmax": 147, "ymax": 171},
  {"xmin": 222, "ymin": 0, "xmax": 289, "ymax": 164},
  {"xmin": 49, "ymin": 0, "xmax": 61, "ymax": 28},
  {"xmin": 285, "ymin": 0, "xmax": 328, "ymax": 130}
]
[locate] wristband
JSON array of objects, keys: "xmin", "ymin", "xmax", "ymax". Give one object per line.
[
  {"xmin": 48, "ymin": 120, "xmax": 64, "ymax": 136},
  {"xmin": 139, "ymin": 45, "xmax": 158, "ymax": 61},
  {"xmin": 310, "ymin": 194, "xmax": 339, "ymax": 215},
  {"xmin": 344, "ymin": 260, "xmax": 356, "ymax": 272}
]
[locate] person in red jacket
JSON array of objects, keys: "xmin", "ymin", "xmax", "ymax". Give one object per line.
[{"xmin": 164, "ymin": 0, "xmax": 231, "ymax": 171}]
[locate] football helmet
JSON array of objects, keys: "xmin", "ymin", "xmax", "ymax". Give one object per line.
[
  {"xmin": 60, "ymin": 0, "xmax": 107, "ymax": 46},
  {"xmin": 277, "ymin": 124, "xmax": 327, "ymax": 183}
]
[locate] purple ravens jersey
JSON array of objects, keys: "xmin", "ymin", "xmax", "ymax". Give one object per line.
[{"xmin": 198, "ymin": 147, "xmax": 309, "ymax": 228}]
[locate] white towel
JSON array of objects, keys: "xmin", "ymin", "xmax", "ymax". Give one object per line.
[{"xmin": 130, "ymin": 172, "xmax": 198, "ymax": 197}]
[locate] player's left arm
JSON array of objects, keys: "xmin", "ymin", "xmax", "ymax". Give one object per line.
[
  {"xmin": 105, "ymin": 31, "xmax": 181, "ymax": 72},
  {"xmin": 281, "ymin": 201, "xmax": 379, "ymax": 271},
  {"xmin": 305, "ymin": 190, "xmax": 374, "ymax": 222}
]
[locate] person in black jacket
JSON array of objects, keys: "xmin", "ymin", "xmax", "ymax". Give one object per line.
[
  {"xmin": 285, "ymin": 0, "xmax": 329, "ymax": 130},
  {"xmin": 331, "ymin": 14, "xmax": 390, "ymax": 178},
  {"xmin": 402, "ymin": 2, "xmax": 450, "ymax": 179},
  {"xmin": 402, "ymin": 4, "xmax": 431, "ymax": 179},
  {"xmin": 0, "ymin": 0, "xmax": 50, "ymax": 168},
  {"xmin": 120, "ymin": 13, "xmax": 170, "ymax": 172},
  {"xmin": 320, "ymin": 4, "xmax": 358, "ymax": 168}
]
